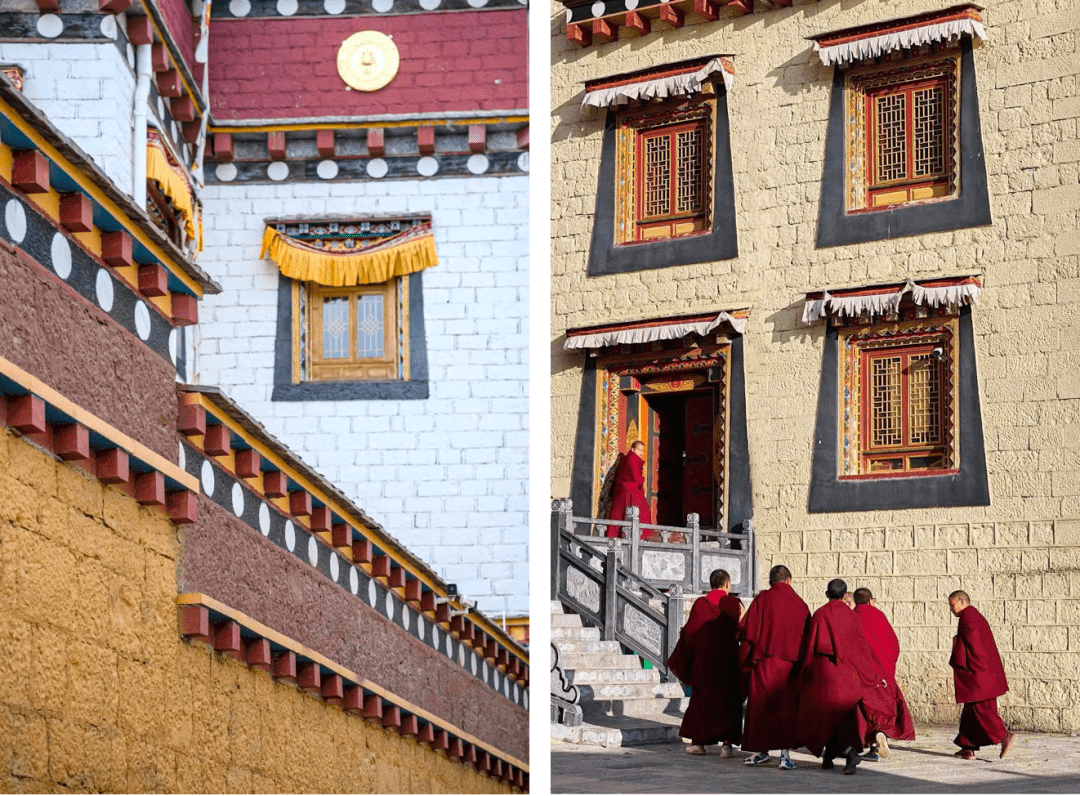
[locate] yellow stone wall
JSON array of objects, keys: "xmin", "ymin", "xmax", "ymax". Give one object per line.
[
  {"xmin": 0, "ymin": 428, "xmax": 511, "ymax": 792},
  {"xmin": 550, "ymin": 0, "xmax": 1080, "ymax": 732}
]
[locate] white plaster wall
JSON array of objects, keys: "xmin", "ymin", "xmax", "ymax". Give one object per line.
[
  {"xmin": 0, "ymin": 41, "xmax": 135, "ymax": 197},
  {"xmin": 194, "ymin": 175, "xmax": 529, "ymax": 617}
]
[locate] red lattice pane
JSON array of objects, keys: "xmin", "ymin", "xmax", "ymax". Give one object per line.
[
  {"xmin": 907, "ymin": 353, "xmax": 941, "ymax": 444},
  {"xmin": 643, "ymin": 135, "xmax": 670, "ymax": 218},
  {"xmin": 870, "ymin": 356, "xmax": 903, "ymax": 447},
  {"xmin": 913, "ymin": 85, "xmax": 945, "ymax": 177},
  {"xmin": 875, "ymin": 92, "xmax": 907, "ymax": 183},
  {"xmin": 675, "ymin": 128, "xmax": 703, "ymax": 213}
]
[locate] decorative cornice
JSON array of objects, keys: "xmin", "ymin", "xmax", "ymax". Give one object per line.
[
  {"xmin": 560, "ymin": 0, "xmax": 818, "ymax": 47},
  {"xmin": 177, "ymin": 385, "xmax": 531, "ymax": 685},
  {"xmin": 178, "ymin": 594, "xmax": 529, "ymax": 791},
  {"xmin": 0, "ymin": 354, "xmax": 200, "ymax": 524}
]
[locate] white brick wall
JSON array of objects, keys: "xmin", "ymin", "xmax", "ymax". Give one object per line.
[
  {"xmin": 193, "ymin": 175, "xmax": 529, "ymax": 616},
  {"xmin": 0, "ymin": 41, "xmax": 135, "ymax": 196}
]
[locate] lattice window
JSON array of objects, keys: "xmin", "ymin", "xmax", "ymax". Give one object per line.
[
  {"xmin": 308, "ymin": 281, "xmax": 400, "ymax": 381},
  {"xmin": 615, "ymin": 97, "xmax": 713, "ymax": 244},
  {"xmin": 859, "ymin": 344, "xmax": 948, "ymax": 474},
  {"xmin": 846, "ymin": 56, "xmax": 959, "ymax": 212}
]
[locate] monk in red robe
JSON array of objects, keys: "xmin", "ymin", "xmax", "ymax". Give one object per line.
[
  {"xmin": 739, "ymin": 564, "xmax": 809, "ymax": 771},
  {"xmin": 667, "ymin": 569, "xmax": 744, "ymax": 757},
  {"xmin": 948, "ymin": 590, "xmax": 1015, "ymax": 760},
  {"xmin": 853, "ymin": 587, "xmax": 916, "ymax": 760},
  {"xmin": 796, "ymin": 579, "xmax": 893, "ymax": 775},
  {"xmin": 605, "ymin": 441, "xmax": 651, "ymax": 538}
]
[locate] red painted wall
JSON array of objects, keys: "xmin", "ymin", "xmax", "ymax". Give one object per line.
[
  {"xmin": 207, "ymin": 11, "xmax": 527, "ymax": 120},
  {"xmin": 158, "ymin": 0, "xmax": 196, "ymax": 73}
]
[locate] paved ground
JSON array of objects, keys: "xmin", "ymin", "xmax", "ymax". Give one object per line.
[{"xmin": 552, "ymin": 724, "xmax": 1080, "ymax": 793}]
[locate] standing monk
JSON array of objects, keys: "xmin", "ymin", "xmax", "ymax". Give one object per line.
[
  {"xmin": 605, "ymin": 441, "xmax": 651, "ymax": 538},
  {"xmin": 853, "ymin": 587, "xmax": 916, "ymax": 761},
  {"xmin": 948, "ymin": 591, "xmax": 1015, "ymax": 760},
  {"xmin": 667, "ymin": 569, "xmax": 744, "ymax": 757},
  {"xmin": 739, "ymin": 565, "xmax": 810, "ymax": 771},
  {"xmin": 796, "ymin": 579, "xmax": 892, "ymax": 775}
]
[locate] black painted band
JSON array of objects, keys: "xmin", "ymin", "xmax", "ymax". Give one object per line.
[{"xmin": 207, "ymin": 152, "xmax": 526, "ymax": 185}]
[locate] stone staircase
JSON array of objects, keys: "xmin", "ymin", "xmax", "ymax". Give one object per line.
[{"xmin": 550, "ymin": 602, "xmax": 687, "ymax": 747}]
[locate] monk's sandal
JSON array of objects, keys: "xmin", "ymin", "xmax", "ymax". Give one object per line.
[
  {"xmin": 875, "ymin": 732, "xmax": 891, "ymax": 760},
  {"xmin": 743, "ymin": 753, "xmax": 769, "ymax": 766}
]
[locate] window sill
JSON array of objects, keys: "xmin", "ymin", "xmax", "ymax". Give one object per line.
[
  {"xmin": 272, "ymin": 380, "xmax": 429, "ymax": 402},
  {"xmin": 839, "ymin": 468, "xmax": 959, "ymax": 481}
]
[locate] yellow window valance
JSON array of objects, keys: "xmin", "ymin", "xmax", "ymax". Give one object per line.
[
  {"xmin": 260, "ymin": 222, "xmax": 438, "ymax": 287},
  {"xmin": 146, "ymin": 129, "xmax": 201, "ymax": 248}
]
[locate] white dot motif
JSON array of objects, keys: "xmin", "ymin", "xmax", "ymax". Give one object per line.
[
  {"xmin": 200, "ymin": 460, "xmax": 215, "ymax": 496},
  {"xmin": 36, "ymin": 14, "xmax": 63, "ymax": 38},
  {"xmin": 168, "ymin": 330, "xmax": 178, "ymax": 364},
  {"xmin": 231, "ymin": 482, "xmax": 244, "ymax": 516},
  {"xmin": 591, "ymin": 1, "xmax": 605, "ymax": 15},
  {"xmin": 51, "ymin": 233, "xmax": 72, "ymax": 279},
  {"xmin": 466, "ymin": 154, "xmax": 489, "ymax": 175},
  {"xmin": 367, "ymin": 158, "xmax": 388, "ymax": 179},
  {"xmin": 4, "ymin": 199, "xmax": 26, "ymax": 243},
  {"xmin": 308, "ymin": 535, "xmax": 319, "ymax": 567},
  {"xmin": 277, "ymin": 0, "xmax": 298, "ymax": 14},
  {"xmin": 215, "ymin": 163, "xmax": 238, "ymax": 182},
  {"xmin": 316, "ymin": 160, "xmax": 339, "ymax": 180},
  {"xmin": 324, "ymin": 0, "xmax": 346, "ymax": 11},
  {"xmin": 95, "ymin": 269, "xmax": 114, "ymax": 312},
  {"xmin": 330, "ymin": 553, "xmax": 339, "ymax": 582},
  {"xmin": 416, "ymin": 157, "xmax": 438, "ymax": 177},
  {"xmin": 368, "ymin": 580, "xmax": 377, "ymax": 606},
  {"xmin": 228, "ymin": 0, "xmax": 251, "ymax": 15},
  {"xmin": 372, "ymin": 0, "xmax": 393, "ymax": 11},
  {"xmin": 177, "ymin": 442, "xmax": 186, "ymax": 471},
  {"xmin": 258, "ymin": 502, "xmax": 271, "ymax": 536},
  {"xmin": 134, "ymin": 301, "xmax": 151, "ymax": 341},
  {"xmin": 284, "ymin": 520, "xmax": 296, "ymax": 551},
  {"xmin": 267, "ymin": 162, "xmax": 289, "ymax": 181},
  {"xmin": 517, "ymin": 152, "xmax": 530, "ymax": 173},
  {"xmin": 402, "ymin": 608, "xmax": 410, "ymax": 632},
  {"xmin": 350, "ymin": 566, "xmax": 358, "ymax": 595}
]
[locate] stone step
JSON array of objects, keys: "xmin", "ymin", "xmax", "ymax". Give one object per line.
[
  {"xmin": 582, "ymin": 695, "xmax": 691, "ymax": 721},
  {"xmin": 551, "ymin": 625, "xmax": 601, "ymax": 641},
  {"xmin": 551, "ymin": 612, "xmax": 587, "ymax": 628},
  {"xmin": 573, "ymin": 680, "xmax": 686, "ymax": 701},
  {"xmin": 558, "ymin": 653, "xmax": 645, "ymax": 670},
  {"xmin": 551, "ymin": 715, "xmax": 684, "ymax": 747},
  {"xmin": 550, "ymin": 639, "xmax": 624, "ymax": 655},
  {"xmin": 565, "ymin": 667, "xmax": 661, "ymax": 685}
]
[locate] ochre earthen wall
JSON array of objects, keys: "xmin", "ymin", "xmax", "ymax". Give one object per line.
[
  {"xmin": 0, "ymin": 428, "xmax": 510, "ymax": 793},
  {"xmin": 551, "ymin": 0, "xmax": 1080, "ymax": 733}
]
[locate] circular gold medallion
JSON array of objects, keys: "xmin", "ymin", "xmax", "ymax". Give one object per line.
[{"xmin": 337, "ymin": 31, "xmax": 400, "ymax": 92}]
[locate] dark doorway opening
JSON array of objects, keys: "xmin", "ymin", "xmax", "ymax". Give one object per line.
[{"xmin": 643, "ymin": 389, "xmax": 715, "ymax": 529}]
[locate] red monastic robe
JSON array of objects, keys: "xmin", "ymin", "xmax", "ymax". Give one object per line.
[
  {"xmin": 796, "ymin": 600, "xmax": 892, "ymax": 757},
  {"xmin": 739, "ymin": 582, "xmax": 810, "ymax": 753},
  {"xmin": 854, "ymin": 603, "xmax": 916, "ymax": 741},
  {"xmin": 667, "ymin": 589, "xmax": 743, "ymax": 746},
  {"xmin": 950, "ymin": 605, "xmax": 1010, "ymax": 749},
  {"xmin": 605, "ymin": 450, "xmax": 652, "ymax": 537}
]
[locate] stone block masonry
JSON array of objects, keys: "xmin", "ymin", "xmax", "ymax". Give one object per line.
[
  {"xmin": 757, "ymin": 518, "xmax": 1080, "ymax": 735},
  {"xmin": 0, "ymin": 427, "xmax": 510, "ymax": 793},
  {"xmin": 549, "ymin": 0, "xmax": 1080, "ymax": 732},
  {"xmin": 195, "ymin": 174, "xmax": 529, "ymax": 617},
  {"xmin": 0, "ymin": 42, "xmax": 135, "ymax": 198}
]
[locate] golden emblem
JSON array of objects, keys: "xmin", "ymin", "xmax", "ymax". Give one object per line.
[{"xmin": 336, "ymin": 31, "xmax": 400, "ymax": 92}]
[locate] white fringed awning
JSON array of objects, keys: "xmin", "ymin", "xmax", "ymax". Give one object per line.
[
  {"xmin": 802, "ymin": 276, "xmax": 981, "ymax": 324},
  {"xmin": 565, "ymin": 310, "xmax": 747, "ymax": 350},
  {"xmin": 582, "ymin": 57, "xmax": 734, "ymax": 110},
  {"xmin": 810, "ymin": 5, "xmax": 986, "ymax": 67}
]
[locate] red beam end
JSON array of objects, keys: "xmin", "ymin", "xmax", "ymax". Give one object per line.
[
  {"xmin": 12, "ymin": 150, "xmax": 50, "ymax": 195},
  {"xmin": 8, "ymin": 394, "xmax": 46, "ymax": 435},
  {"xmin": 310, "ymin": 506, "xmax": 332, "ymax": 533},
  {"xmin": 213, "ymin": 133, "xmax": 234, "ymax": 161},
  {"xmin": 567, "ymin": 22, "xmax": 591, "ymax": 46},
  {"xmin": 59, "ymin": 193, "xmax": 93, "ymax": 233},
  {"xmin": 267, "ymin": 131, "xmax": 286, "ymax": 161},
  {"xmin": 321, "ymin": 673, "xmax": 344, "ymax": 704},
  {"xmin": 172, "ymin": 293, "xmax": 198, "ymax": 327},
  {"xmin": 468, "ymin": 124, "xmax": 486, "ymax": 154},
  {"xmin": 235, "ymin": 449, "xmax": 261, "ymax": 479},
  {"xmin": 178, "ymin": 604, "xmax": 210, "ymax": 639},
  {"xmin": 288, "ymin": 490, "xmax": 312, "ymax": 517},
  {"xmin": 134, "ymin": 471, "xmax": 166, "ymax": 507},
  {"xmin": 352, "ymin": 538, "xmax": 373, "ymax": 564},
  {"xmin": 177, "ymin": 404, "xmax": 206, "ymax": 437},
  {"xmin": 167, "ymin": 490, "xmax": 198, "ymax": 524},
  {"xmin": 591, "ymin": 17, "xmax": 617, "ymax": 43},
  {"xmin": 138, "ymin": 263, "xmax": 169, "ymax": 297},
  {"xmin": 96, "ymin": 448, "xmax": 130, "ymax": 485},
  {"xmin": 271, "ymin": 650, "xmax": 297, "ymax": 681},
  {"xmin": 331, "ymin": 523, "xmax": 351, "ymax": 548},
  {"xmin": 203, "ymin": 424, "xmax": 231, "ymax": 457},
  {"xmin": 213, "ymin": 620, "xmax": 243, "ymax": 658},
  {"xmin": 263, "ymin": 470, "xmax": 288, "ymax": 498},
  {"xmin": 246, "ymin": 637, "xmax": 272, "ymax": 671},
  {"xmin": 367, "ymin": 127, "xmax": 385, "ymax": 157},
  {"xmin": 316, "ymin": 129, "xmax": 335, "ymax": 158},
  {"xmin": 100, "ymin": 230, "xmax": 133, "ymax": 269}
]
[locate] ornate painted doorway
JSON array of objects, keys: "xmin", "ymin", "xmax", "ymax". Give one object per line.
[{"xmin": 595, "ymin": 339, "xmax": 730, "ymax": 531}]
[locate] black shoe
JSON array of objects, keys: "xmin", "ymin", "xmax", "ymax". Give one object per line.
[
  {"xmin": 821, "ymin": 758, "xmax": 835, "ymax": 770},
  {"xmin": 843, "ymin": 749, "xmax": 860, "ymax": 775},
  {"xmin": 862, "ymin": 744, "xmax": 880, "ymax": 762}
]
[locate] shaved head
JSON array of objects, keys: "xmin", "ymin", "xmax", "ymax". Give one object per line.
[
  {"xmin": 769, "ymin": 565, "xmax": 792, "ymax": 585},
  {"xmin": 826, "ymin": 578, "xmax": 847, "ymax": 601},
  {"xmin": 710, "ymin": 569, "xmax": 731, "ymax": 590},
  {"xmin": 853, "ymin": 588, "xmax": 873, "ymax": 605},
  {"xmin": 948, "ymin": 590, "xmax": 970, "ymax": 617}
]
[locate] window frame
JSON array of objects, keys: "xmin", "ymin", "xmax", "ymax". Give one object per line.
[
  {"xmin": 837, "ymin": 311, "xmax": 959, "ymax": 481},
  {"xmin": 614, "ymin": 93, "xmax": 715, "ymax": 247},
  {"xmin": 308, "ymin": 281, "xmax": 399, "ymax": 382},
  {"xmin": 845, "ymin": 51, "xmax": 960, "ymax": 215}
]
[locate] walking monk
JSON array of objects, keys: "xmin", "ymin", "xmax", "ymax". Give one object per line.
[
  {"xmin": 853, "ymin": 587, "xmax": 915, "ymax": 761},
  {"xmin": 605, "ymin": 441, "xmax": 651, "ymax": 538},
  {"xmin": 739, "ymin": 565, "xmax": 809, "ymax": 770},
  {"xmin": 797, "ymin": 579, "xmax": 892, "ymax": 775},
  {"xmin": 667, "ymin": 569, "xmax": 744, "ymax": 757},
  {"xmin": 948, "ymin": 590, "xmax": 1015, "ymax": 760}
]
